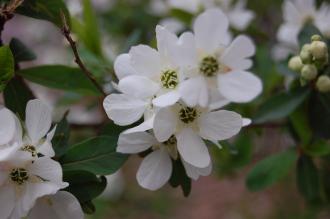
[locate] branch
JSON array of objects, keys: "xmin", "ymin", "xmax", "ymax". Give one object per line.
[{"xmin": 60, "ymin": 12, "xmax": 107, "ymax": 97}]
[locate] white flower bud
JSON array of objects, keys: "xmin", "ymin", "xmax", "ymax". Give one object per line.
[
  {"xmin": 311, "ymin": 35, "xmax": 322, "ymax": 42},
  {"xmin": 300, "ymin": 44, "xmax": 312, "ymax": 63},
  {"xmin": 301, "ymin": 64, "xmax": 318, "ymax": 80},
  {"xmin": 288, "ymin": 56, "xmax": 303, "ymax": 72},
  {"xmin": 316, "ymin": 75, "xmax": 330, "ymax": 93},
  {"xmin": 310, "ymin": 41, "xmax": 328, "ymax": 60}
]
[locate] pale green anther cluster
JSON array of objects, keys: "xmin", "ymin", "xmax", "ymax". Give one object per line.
[
  {"xmin": 160, "ymin": 70, "xmax": 179, "ymax": 89},
  {"xmin": 200, "ymin": 56, "xmax": 219, "ymax": 77},
  {"xmin": 21, "ymin": 145, "xmax": 37, "ymax": 157},
  {"xmin": 10, "ymin": 168, "xmax": 29, "ymax": 185},
  {"xmin": 179, "ymin": 107, "xmax": 198, "ymax": 124},
  {"xmin": 288, "ymin": 35, "xmax": 330, "ymax": 93}
]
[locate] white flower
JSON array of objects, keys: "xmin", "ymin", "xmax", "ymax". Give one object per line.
[
  {"xmin": 28, "ymin": 191, "xmax": 84, "ymax": 219},
  {"xmin": 103, "ymin": 25, "xmax": 193, "ymax": 130},
  {"xmin": 153, "ymin": 103, "xmax": 243, "ymax": 168},
  {"xmin": 0, "ymin": 107, "xmax": 16, "ymax": 145},
  {"xmin": 178, "ymin": 9, "xmax": 262, "ymax": 106},
  {"xmin": 117, "ymin": 131, "xmax": 212, "ymax": 190},
  {"xmin": 0, "ymin": 153, "xmax": 68, "ymax": 219}
]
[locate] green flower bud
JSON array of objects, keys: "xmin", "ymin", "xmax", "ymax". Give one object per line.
[
  {"xmin": 288, "ymin": 56, "xmax": 303, "ymax": 72},
  {"xmin": 310, "ymin": 41, "xmax": 328, "ymax": 60},
  {"xmin": 316, "ymin": 75, "xmax": 330, "ymax": 93},
  {"xmin": 300, "ymin": 44, "xmax": 312, "ymax": 63},
  {"xmin": 311, "ymin": 34, "xmax": 322, "ymax": 42},
  {"xmin": 301, "ymin": 64, "xmax": 318, "ymax": 80}
]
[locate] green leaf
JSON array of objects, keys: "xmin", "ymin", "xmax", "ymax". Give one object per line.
[
  {"xmin": 81, "ymin": 201, "xmax": 96, "ymax": 215},
  {"xmin": 169, "ymin": 159, "xmax": 191, "ymax": 197},
  {"xmin": 246, "ymin": 149, "xmax": 298, "ymax": 191},
  {"xmin": 308, "ymin": 92, "xmax": 330, "ymax": 139},
  {"xmin": 16, "ymin": 0, "xmax": 70, "ymax": 28},
  {"xmin": 9, "ymin": 38, "xmax": 36, "ymax": 62},
  {"xmin": 253, "ymin": 87, "xmax": 310, "ymax": 124},
  {"xmin": 303, "ymin": 140, "xmax": 330, "ymax": 157},
  {"xmin": 170, "ymin": 9, "xmax": 194, "ymax": 25},
  {"xmin": 296, "ymin": 156, "xmax": 321, "ymax": 203},
  {"xmin": 60, "ymin": 136, "xmax": 128, "ymax": 175},
  {"xmin": 0, "ymin": 46, "xmax": 15, "ymax": 92},
  {"xmin": 52, "ymin": 114, "xmax": 70, "ymax": 158},
  {"xmin": 298, "ymin": 24, "xmax": 322, "ymax": 47},
  {"xmin": 4, "ymin": 77, "xmax": 34, "ymax": 119},
  {"xmin": 17, "ymin": 65, "xmax": 101, "ymax": 96},
  {"xmin": 63, "ymin": 170, "xmax": 106, "ymax": 203},
  {"xmin": 290, "ymin": 108, "xmax": 312, "ymax": 146}
]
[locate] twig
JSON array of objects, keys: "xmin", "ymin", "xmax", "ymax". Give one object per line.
[{"xmin": 60, "ymin": 11, "xmax": 107, "ymax": 97}]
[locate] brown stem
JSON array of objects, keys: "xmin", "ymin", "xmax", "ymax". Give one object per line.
[{"xmin": 60, "ymin": 12, "xmax": 107, "ymax": 97}]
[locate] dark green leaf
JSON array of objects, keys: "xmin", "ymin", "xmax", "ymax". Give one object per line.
[
  {"xmin": 246, "ymin": 149, "xmax": 298, "ymax": 191},
  {"xmin": 170, "ymin": 9, "xmax": 193, "ymax": 25},
  {"xmin": 63, "ymin": 170, "xmax": 106, "ymax": 203},
  {"xmin": 308, "ymin": 92, "xmax": 330, "ymax": 139},
  {"xmin": 290, "ymin": 108, "xmax": 312, "ymax": 145},
  {"xmin": 16, "ymin": 0, "xmax": 70, "ymax": 28},
  {"xmin": 17, "ymin": 65, "xmax": 101, "ymax": 96},
  {"xmin": 9, "ymin": 38, "xmax": 36, "ymax": 62},
  {"xmin": 298, "ymin": 24, "xmax": 322, "ymax": 47},
  {"xmin": 81, "ymin": 201, "xmax": 96, "ymax": 214},
  {"xmin": 253, "ymin": 87, "xmax": 310, "ymax": 124},
  {"xmin": 296, "ymin": 156, "xmax": 321, "ymax": 203},
  {"xmin": 4, "ymin": 76, "xmax": 34, "ymax": 119},
  {"xmin": 52, "ymin": 114, "xmax": 70, "ymax": 158},
  {"xmin": 303, "ymin": 140, "xmax": 330, "ymax": 157},
  {"xmin": 169, "ymin": 159, "xmax": 191, "ymax": 197},
  {"xmin": 60, "ymin": 136, "xmax": 128, "ymax": 175},
  {"xmin": 0, "ymin": 46, "xmax": 15, "ymax": 92}
]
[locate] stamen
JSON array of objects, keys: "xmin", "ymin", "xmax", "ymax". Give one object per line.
[
  {"xmin": 21, "ymin": 145, "xmax": 37, "ymax": 157},
  {"xmin": 10, "ymin": 168, "xmax": 29, "ymax": 185},
  {"xmin": 200, "ymin": 56, "xmax": 219, "ymax": 77},
  {"xmin": 179, "ymin": 107, "xmax": 198, "ymax": 124},
  {"xmin": 160, "ymin": 70, "xmax": 179, "ymax": 89}
]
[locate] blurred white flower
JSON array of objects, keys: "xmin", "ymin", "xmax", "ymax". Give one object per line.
[
  {"xmin": 100, "ymin": 171, "xmax": 125, "ymax": 201},
  {"xmin": 0, "ymin": 108, "xmax": 16, "ymax": 146},
  {"xmin": 28, "ymin": 191, "xmax": 84, "ymax": 219}
]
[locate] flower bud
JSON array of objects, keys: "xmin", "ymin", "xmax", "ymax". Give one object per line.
[
  {"xmin": 316, "ymin": 75, "xmax": 330, "ymax": 93},
  {"xmin": 311, "ymin": 34, "xmax": 322, "ymax": 42},
  {"xmin": 310, "ymin": 41, "xmax": 328, "ymax": 60},
  {"xmin": 288, "ymin": 56, "xmax": 303, "ymax": 72},
  {"xmin": 300, "ymin": 44, "xmax": 312, "ymax": 63},
  {"xmin": 301, "ymin": 64, "xmax": 318, "ymax": 80}
]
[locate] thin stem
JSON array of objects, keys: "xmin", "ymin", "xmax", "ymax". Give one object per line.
[{"xmin": 60, "ymin": 12, "xmax": 107, "ymax": 97}]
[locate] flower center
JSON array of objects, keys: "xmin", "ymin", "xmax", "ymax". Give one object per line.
[
  {"xmin": 10, "ymin": 168, "xmax": 29, "ymax": 185},
  {"xmin": 160, "ymin": 70, "xmax": 179, "ymax": 89},
  {"xmin": 200, "ymin": 56, "xmax": 219, "ymax": 77},
  {"xmin": 163, "ymin": 135, "xmax": 178, "ymax": 160},
  {"xmin": 163, "ymin": 135, "xmax": 177, "ymax": 146},
  {"xmin": 179, "ymin": 107, "xmax": 198, "ymax": 124},
  {"xmin": 21, "ymin": 145, "xmax": 37, "ymax": 157}
]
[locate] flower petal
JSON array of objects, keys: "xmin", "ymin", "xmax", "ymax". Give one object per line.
[
  {"xmin": 25, "ymin": 99, "xmax": 52, "ymax": 144},
  {"xmin": 152, "ymin": 90, "xmax": 180, "ymax": 107},
  {"xmin": 118, "ymin": 75, "xmax": 160, "ymax": 99},
  {"xmin": 37, "ymin": 126, "xmax": 56, "ymax": 157},
  {"xmin": 103, "ymin": 94, "xmax": 147, "ymax": 126},
  {"xmin": 137, "ymin": 148, "xmax": 172, "ymax": 191},
  {"xmin": 122, "ymin": 116, "xmax": 154, "ymax": 134},
  {"xmin": 193, "ymin": 8, "xmax": 229, "ymax": 53},
  {"xmin": 0, "ymin": 185, "xmax": 15, "ymax": 219},
  {"xmin": 129, "ymin": 45, "xmax": 162, "ymax": 78},
  {"xmin": 0, "ymin": 108, "xmax": 16, "ymax": 145},
  {"xmin": 114, "ymin": 53, "xmax": 138, "ymax": 80},
  {"xmin": 198, "ymin": 110, "xmax": 242, "ymax": 141},
  {"xmin": 217, "ymin": 71, "xmax": 262, "ymax": 103},
  {"xmin": 153, "ymin": 107, "xmax": 177, "ymax": 142},
  {"xmin": 179, "ymin": 76, "xmax": 209, "ymax": 107},
  {"xmin": 182, "ymin": 159, "xmax": 212, "ymax": 180},
  {"xmin": 156, "ymin": 25, "xmax": 178, "ymax": 59},
  {"xmin": 117, "ymin": 132, "xmax": 158, "ymax": 154},
  {"xmin": 176, "ymin": 128, "xmax": 211, "ymax": 168},
  {"xmin": 221, "ymin": 35, "xmax": 255, "ymax": 70}
]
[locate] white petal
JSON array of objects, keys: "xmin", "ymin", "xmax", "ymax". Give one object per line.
[
  {"xmin": 0, "ymin": 108, "xmax": 16, "ymax": 145},
  {"xmin": 156, "ymin": 25, "xmax": 178, "ymax": 59},
  {"xmin": 176, "ymin": 128, "xmax": 210, "ymax": 168},
  {"xmin": 221, "ymin": 35, "xmax": 255, "ymax": 70},
  {"xmin": 182, "ymin": 159, "xmax": 212, "ymax": 180},
  {"xmin": 218, "ymin": 71, "xmax": 262, "ymax": 103},
  {"xmin": 227, "ymin": 0, "xmax": 255, "ymax": 30},
  {"xmin": 152, "ymin": 90, "xmax": 180, "ymax": 107},
  {"xmin": 277, "ymin": 23, "xmax": 300, "ymax": 46},
  {"xmin": 0, "ymin": 185, "xmax": 15, "ymax": 219},
  {"xmin": 26, "ymin": 99, "xmax": 52, "ymax": 144},
  {"xmin": 242, "ymin": 118, "xmax": 252, "ymax": 127},
  {"xmin": 37, "ymin": 126, "xmax": 56, "ymax": 157},
  {"xmin": 159, "ymin": 18, "xmax": 185, "ymax": 34},
  {"xmin": 28, "ymin": 191, "xmax": 84, "ymax": 219},
  {"xmin": 209, "ymin": 89, "xmax": 230, "ymax": 110},
  {"xmin": 103, "ymin": 94, "xmax": 147, "ymax": 126},
  {"xmin": 118, "ymin": 75, "xmax": 160, "ymax": 99},
  {"xmin": 129, "ymin": 45, "xmax": 162, "ymax": 78},
  {"xmin": 198, "ymin": 110, "xmax": 242, "ymax": 141},
  {"xmin": 117, "ymin": 132, "xmax": 157, "ymax": 154},
  {"xmin": 137, "ymin": 148, "xmax": 172, "ymax": 191},
  {"xmin": 193, "ymin": 8, "xmax": 229, "ymax": 53},
  {"xmin": 122, "ymin": 116, "xmax": 154, "ymax": 134},
  {"xmin": 153, "ymin": 107, "xmax": 177, "ymax": 142},
  {"xmin": 114, "ymin": 53, "xmax": 138, "ymax": 80},
  {"xmin": 179, "ymin": 76, "xmax": 209, "ymax": 107}
]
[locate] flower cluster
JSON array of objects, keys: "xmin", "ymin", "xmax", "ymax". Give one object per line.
[
  {"xmin": 0, "ymin": 100, "xmax": 83, "ymax": 219},
  {"xmin": 103, "ymin": 9, "xmax": 262, "ymax": 190},
  {"xmin": 274, "ymin": 0, "xmax": 330, "ymax": 60},
  {"xmin": 289, "ymin": 35, "xmax": 330, "ymax": 92}
]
